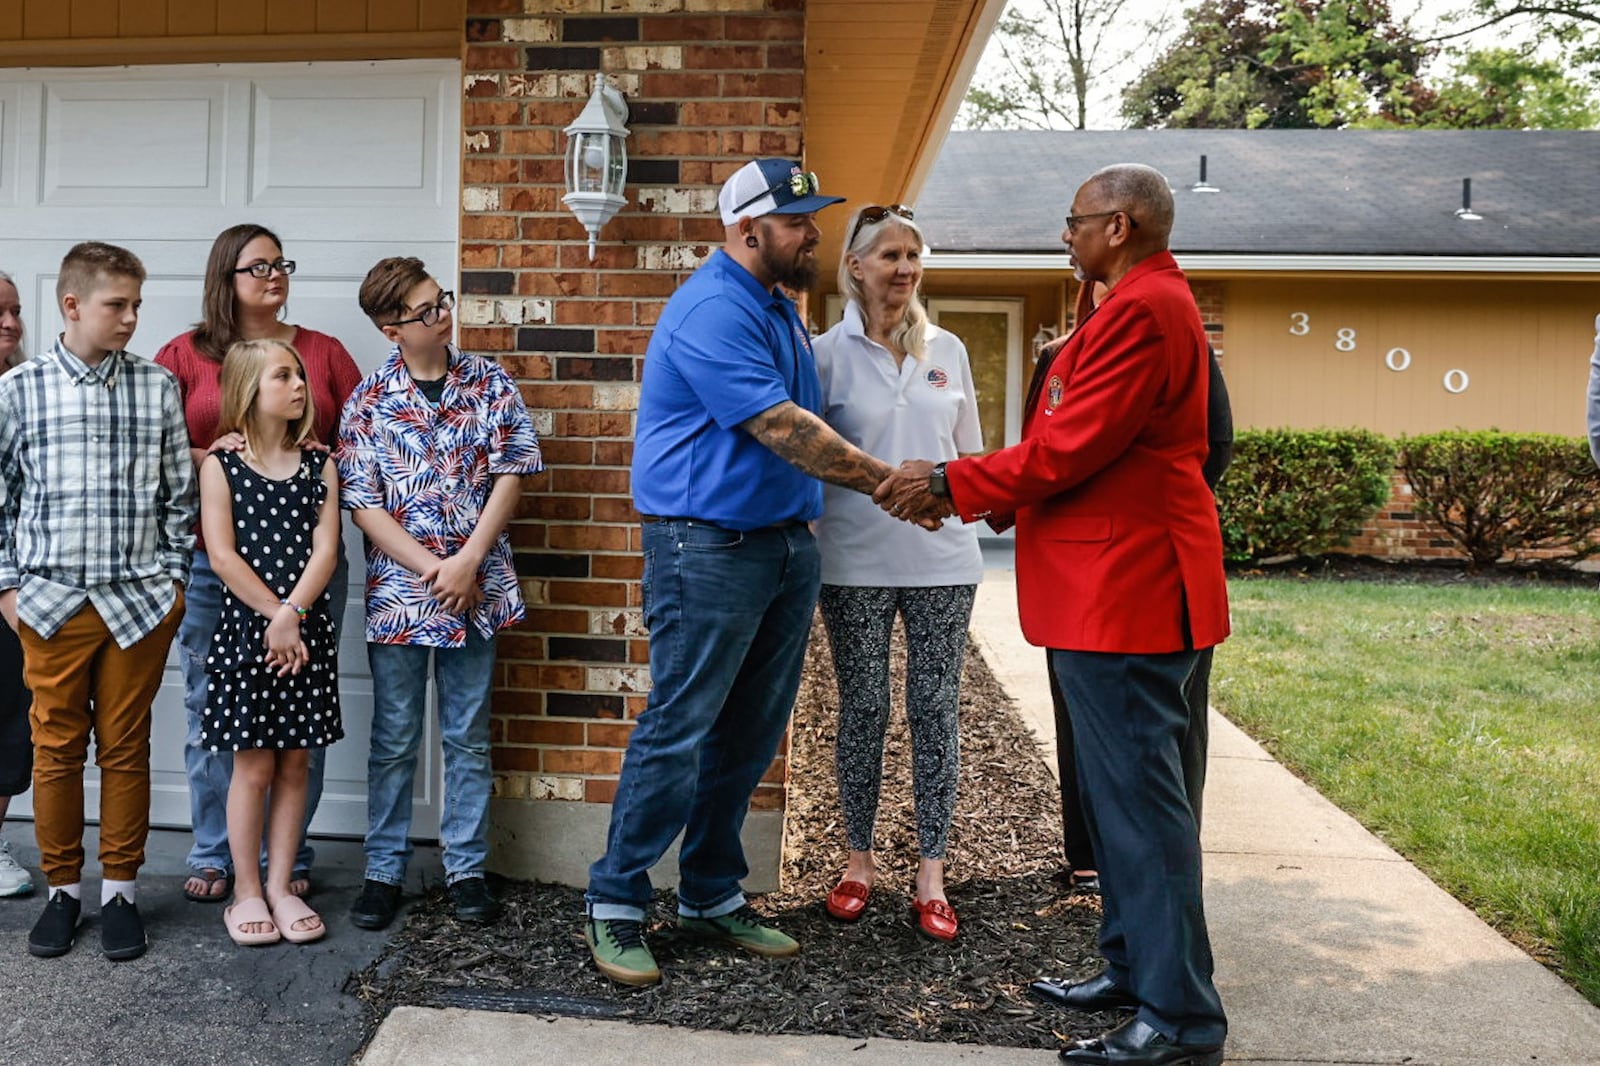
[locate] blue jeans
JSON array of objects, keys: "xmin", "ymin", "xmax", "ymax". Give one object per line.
[
  {"xmin": 363, "ymin": 626, "xmax": 497, "ymax": 886},
  {"xmin": 180, "ymin": 548, "xmax": 347, "ymax": 875},
  {"xmin": 586, "ymin": 520, "xmax": 820, "ymax": 921}
]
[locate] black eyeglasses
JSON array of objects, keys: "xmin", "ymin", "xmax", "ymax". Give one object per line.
[
  {"xmin": 1064, "ymin": 210, "xmax": 1137, "ymax": 233},
  {"xmin": 390, "ymin": 290, "xmax": 455, "ymax": 328},
  {"xmin": 731, "ymin": 170, "xmax": 821, "ymax": 214},
  {"xmin": 848, "ymin": 204, "xmax": 915, "ymax": 245},
  {"xmin": 234, "ymin": 259, "xmax": 296, "ymax": 279}
]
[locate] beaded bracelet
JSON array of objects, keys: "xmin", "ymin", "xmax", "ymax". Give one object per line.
[{"xmin": 281, "ymin": 599, "xmax": 308, "ymax": 620}]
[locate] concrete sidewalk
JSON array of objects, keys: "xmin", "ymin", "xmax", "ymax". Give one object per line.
[{"xmin": 361, "ymin": 564, "xmax": 1600, "ymax": 1065}]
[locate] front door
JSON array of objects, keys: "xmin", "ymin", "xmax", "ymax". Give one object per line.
[{"xmin": 927, "ymin": 298, "xmax": 1024, "ymax": 451}]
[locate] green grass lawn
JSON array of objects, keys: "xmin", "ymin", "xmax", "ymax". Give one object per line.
[{"xmin": 1213, "ymin": 574, "xmax": 1600, "ymax": 1004}]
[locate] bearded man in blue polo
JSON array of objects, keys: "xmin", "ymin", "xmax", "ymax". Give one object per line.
[{"xmin": 584, "ymin": 159, "xmax": 912, "ymax": 986}]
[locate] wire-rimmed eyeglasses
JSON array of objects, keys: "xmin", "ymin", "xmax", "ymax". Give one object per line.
[{"xmin": 1063, "ymin": 210, "xmax": 1137, "ymax": 233}]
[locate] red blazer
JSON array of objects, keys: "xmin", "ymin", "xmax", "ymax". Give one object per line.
[{"xmin": 947, "ymin": 251, "xmax": 1229, "ymax": 654}]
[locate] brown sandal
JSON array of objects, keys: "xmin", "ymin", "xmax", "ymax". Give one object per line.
[{"xmin": 183, "ymin": 867, "xmax": 233, "ymax": 903}]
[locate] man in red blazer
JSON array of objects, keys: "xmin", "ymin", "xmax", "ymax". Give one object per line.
[{"xmin": 878, "ymin": 164, "xmax": 1228, "ymax": 1066}]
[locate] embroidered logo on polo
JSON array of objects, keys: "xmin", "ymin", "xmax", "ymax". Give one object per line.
[
  {"xmin": 925, "ymin": 367, "xmax": 950, "ymax": 390},
  {"xmin": 1047, "ymin": 374, "xmax": 1064, "ymax": 411}
]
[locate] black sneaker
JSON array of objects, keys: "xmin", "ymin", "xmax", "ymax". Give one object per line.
[
  {"xmin": 349, "ymin": 879, "xmax": 403, "ymax": 930},
  {"xmin": 27, "ymin": 890, "xmax": 81, "ymax": 958},
  {"xmin": 100, "ymin": 893, "xmax": 147, "ymax": 962},
  {"xmin": 449, "ymin": 877, "xmax": 501, "ymax": 925}
]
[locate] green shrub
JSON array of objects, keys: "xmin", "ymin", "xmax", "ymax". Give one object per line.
[
  {"xmin": 1216, "ymin": 429, "xmax": 1396, "ymax": 562},
  {"xmin": 1397, "ymin": 432, "xmax": 1600, "ymax": 568}
]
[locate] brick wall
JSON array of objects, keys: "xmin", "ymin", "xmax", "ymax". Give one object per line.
[
  {"xmin": 1336, "ymin": 471, "xmax": 1591, "ymax": 564},
  {"xmin": 461, "ymin": 0, "xmax": 804, "ymax": 829},
  {"xmin": 1336, "ymin": 471, "xmax": 1464, "ymax": 560},
  {"xmin": 1192, "ymin": 279, "xmax": 1225, "ymax": 357}
]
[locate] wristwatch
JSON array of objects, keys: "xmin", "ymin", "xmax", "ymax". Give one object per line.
[{"xmin": 928, "ymin": 462, "xmax": 949, "ymax": 498}]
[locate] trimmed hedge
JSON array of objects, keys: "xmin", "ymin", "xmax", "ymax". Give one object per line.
[
  {"xmin": 1397, "ymin": 431, "xmax": 1600, "ymax": 567},
  {"xmin": 1215, "ymin": 429, "xmax": 1396, "ymax": 562}
]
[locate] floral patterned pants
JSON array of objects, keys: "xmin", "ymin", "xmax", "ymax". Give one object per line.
[{"xmin": 817, "ymin": 583, "xmax": 976, "ymax": 859}]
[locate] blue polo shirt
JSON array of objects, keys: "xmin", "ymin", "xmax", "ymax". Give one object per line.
[{"xmin": 632, "ymin": 250, "xmax": 824, "ymax": 530}]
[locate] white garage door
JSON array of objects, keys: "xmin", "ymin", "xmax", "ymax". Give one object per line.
[{"xmin": 0, "ymin": 59, "xmax": 462, "ymax": 841}]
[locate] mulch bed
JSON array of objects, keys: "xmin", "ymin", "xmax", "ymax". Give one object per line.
[{"xmin": 348, "ymin": 619, "xmax": 1109, "ymax": 1050}]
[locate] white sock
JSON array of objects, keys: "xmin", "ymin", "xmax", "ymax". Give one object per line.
[
  {"xmin": 53, "ymin": 882, "xmax": 81, "ymax": 900},
  {"xmin": 102, "ymin": 879, "xmax": 136, "ymax": 906}
]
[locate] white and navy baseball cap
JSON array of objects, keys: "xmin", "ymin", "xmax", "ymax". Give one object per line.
[{"xmin": 718, "ymin": 158, "xmax": 846, "ymax": 225}]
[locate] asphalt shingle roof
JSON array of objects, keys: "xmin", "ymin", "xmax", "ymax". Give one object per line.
[{"xmin": 916, "ymin": 129, "xmax": 1600, "ymax": 257}]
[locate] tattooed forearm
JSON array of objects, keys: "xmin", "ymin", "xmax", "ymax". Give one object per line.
[{"xmin": 741, "ymin": 401, "xmax": 892, "ymax": 494}]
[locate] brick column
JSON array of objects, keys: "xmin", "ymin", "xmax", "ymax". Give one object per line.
[{"xmin": 461, "ymin": 0, "xmax": 806, "ymax": 887}]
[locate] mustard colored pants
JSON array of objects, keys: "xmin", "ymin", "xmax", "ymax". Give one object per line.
[{"xmin": 20, "ymin": 597, "xmax": 183, "ymax": 886}]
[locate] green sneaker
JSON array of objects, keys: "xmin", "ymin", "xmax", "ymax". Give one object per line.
[
  {"xmin": 678, "ymin": 904, "xmax": 800, "ymax": 958},
  {"xmin": 585, "ymin": 917, "xmax": 661, "ymax": 986}
]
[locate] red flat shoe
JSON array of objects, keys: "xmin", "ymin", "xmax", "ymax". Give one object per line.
[
  {"xmin": 911, "ymin": 897, "xmax": 958, "ymax": 941},
  {"xmin": 825, "ymin": 879, "xmax": 871, "ymax": 921}
]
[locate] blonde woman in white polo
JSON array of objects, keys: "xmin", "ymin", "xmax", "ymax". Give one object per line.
[{"xmin": 812, "ymin": 205, "xmax": 983, "ymax": 942}]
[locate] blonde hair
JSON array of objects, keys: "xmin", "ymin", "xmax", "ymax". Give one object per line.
[
  {"xmin": 217, "ymin": 338, "xmax": 316, "ymax": 455},
  {"xmin": 835, "ymin": 208, "xmax": 929, "ymax": 361},
  {"xmin": 0, "ymin": 270, "xmax": 24, "ymax": 369}
]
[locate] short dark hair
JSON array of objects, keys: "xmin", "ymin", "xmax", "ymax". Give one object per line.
[
  {"xmin": 56, "ymin": 242, "xmax": 145, "ymax": 307},
  {"xmin": 358, "ymin": 257, "xmax": 431, "ymax": 328}
]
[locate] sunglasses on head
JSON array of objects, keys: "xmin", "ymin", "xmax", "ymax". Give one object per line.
[
  {"xmin": 848, "ymin": 204, "xmax": 915, "ymax": 245},
  {"xmin": 731, "ymin": 170, "xmax": 822, "ymax": 214}
]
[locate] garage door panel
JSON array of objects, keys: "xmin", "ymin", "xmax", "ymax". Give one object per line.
[
  {"xmin": 250, "ymin": 76, "xmax": 447, "ymax": 208},
  {"xmin": 42, "ymin": 81, "xmax": 227, "ymax": 206},
  {"xmin": 0, "ymin": 60, "xmax": 459, "ymax": 843},
  {"xmin": 0, "ymin": 85, "xmax": 18, "ymax": 207}
]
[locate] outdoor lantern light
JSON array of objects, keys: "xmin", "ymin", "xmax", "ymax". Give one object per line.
[
  {"xmin": 1032, "ymin": 323, "xmax": 1059, "ymax": 362},
  {"xmin": 563, "ymin": 73, "xmax": 631, "ymax": 261}
]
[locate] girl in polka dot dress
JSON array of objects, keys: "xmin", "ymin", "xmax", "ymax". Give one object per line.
[{"xmin": 199, "ymin": 338, "xmax": 343, "ymax": 947}]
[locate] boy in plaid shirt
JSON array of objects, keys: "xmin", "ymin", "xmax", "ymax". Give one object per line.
[{"xmin": 0, "ymin": 242, "xmax": 196, "ymax": 961}]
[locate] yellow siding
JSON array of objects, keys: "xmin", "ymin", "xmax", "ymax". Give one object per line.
[
  {"xmin": 1, "ymin": 0, "xmax": 462, "ymax": 64},
  {"xmin": 1224, "ymin": 277, "xmax": 1600, "ymax": 437}
]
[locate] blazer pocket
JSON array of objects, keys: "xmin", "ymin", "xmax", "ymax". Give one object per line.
[{"xmin": 1049, "ymin": 517, "xmax": 1112, "ymax": 542}]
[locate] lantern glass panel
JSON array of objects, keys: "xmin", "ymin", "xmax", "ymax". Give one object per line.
[
  {"xmin": 606, "ymin": 133, "xmax": 627, "ymax": 196},
  {"xmin": 570, "ymin": 131, "xmax": 610, "ymax": 193}
]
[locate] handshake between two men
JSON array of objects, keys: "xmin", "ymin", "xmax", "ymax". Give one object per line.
[{"xmin": 872, "ymin": 460, "xmax": 956, "ymax": 530}]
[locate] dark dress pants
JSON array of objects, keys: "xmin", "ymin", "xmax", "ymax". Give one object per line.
[
  {"xmin": 1050, "ymin": 647, "xmax": 1227, "ymax": 1048},
  {"xmin": 1054, "ymin": 646, "xmax": 1213, "ymax": 869}
]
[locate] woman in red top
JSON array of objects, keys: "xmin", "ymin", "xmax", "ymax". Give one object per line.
[{"xmin": 157, "ymin": 224, "xmax": 363, "ymax": 905}]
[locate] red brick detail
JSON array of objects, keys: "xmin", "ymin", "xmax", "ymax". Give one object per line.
[
  {"xmin": 1331, "ymin": 469, "xmax": 1590, "ymax": 563},
  {"xmin": 463, "ymin": 3, "xmax": 806, "ymax": 809}
]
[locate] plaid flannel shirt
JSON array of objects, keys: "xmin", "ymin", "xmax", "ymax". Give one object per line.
[{"xmin": 0, "ymin": 338, "xmax": 197, "ymax": 648}]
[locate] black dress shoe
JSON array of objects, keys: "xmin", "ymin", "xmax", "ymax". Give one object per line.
[
  {"xmin": 1059, "ymin": 1017, "xmax": 1224, "ymax": 1066},
  {"xmin": 449, "ymin": 876, "xmax": 501, "ymax": 925},
  {"xmin": 27, "ymin": 890, "xmax": 81, "ymax": 958},
  {"xmin": 1031, "ymin": 971, "xmax": 1140, "ymax": 1011},
  {"xmin": 349, "ymin": 879, "xmax": 403, "ymax": 930},
  {"xmin": 101, "ymin": 893, "xmax": 147, "ymax": 962}
]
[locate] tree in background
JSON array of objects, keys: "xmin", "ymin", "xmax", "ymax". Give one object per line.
[
  {"xmin": 1441, "ymin": 2, "xmax": 1600, "ymax": 76},
  {"xmin": 1120, "ymin": 0, "xmax": 1431, "ymax": 128},
  {"xmin": 1407, "ymin": 48, "xmax": 1599, "ymax": 128},
  {"xmin": 961, "ymin": 0, "xmax": 1598, "ymax": 130},
  {"xmin": 959, "ymin": 0, "xmax": 1170, "ymax": 129}
]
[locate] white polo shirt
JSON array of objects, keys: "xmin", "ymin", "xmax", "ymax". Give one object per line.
[{"xmin": 812, "ymin": 301, "xmax": 984, "ymax": 588}]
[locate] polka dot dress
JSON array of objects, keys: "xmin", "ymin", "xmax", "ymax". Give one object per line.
[{"xmin": 201, "ymin": 449, "xmax": 343, "ymax": 752}]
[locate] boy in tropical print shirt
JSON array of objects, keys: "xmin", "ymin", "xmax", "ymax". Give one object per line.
[{"xmin": 334, "ymin": 257, "xmax": 541, "ymax": 931}]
